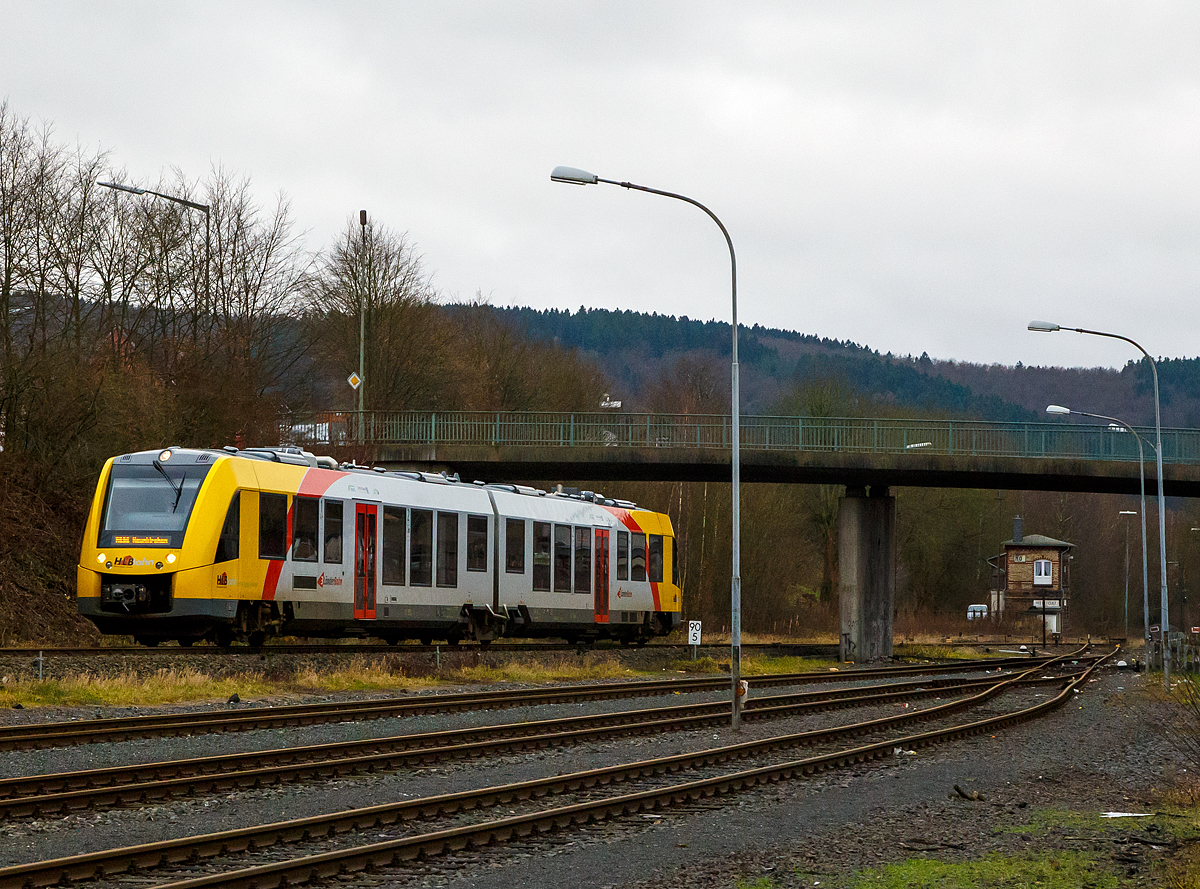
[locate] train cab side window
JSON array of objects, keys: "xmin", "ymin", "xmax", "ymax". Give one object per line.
[
  {"xmin": 631, "ymin": 533, "xmax": 647, "ymax": 582},
  {"xmin": 410, "ymin": 509, "xmax": 433, "ymax": 586},
  {"xmin": 532, "ymin": 521, "xmax": 551, "ymax": 591},
  {"xmin": 323, "ymin": 500, "xmax": 343, "ymax": 563},
  {"xmin": 437, "ymin": 512, "xmax": 459, "ymax": 587},
  {"xmin": 648, "ymin": 534, "xmax": 664, "ymax": 584},
  {"xmin": 215, "ymin": 492, "xmax": 240, "ymax": 563},
  {"xmin": 553, "ymin": 524, "xmax": 572, "ymax": 592},
  {"xmin": 671, "ymin": 537, "xmax": 679, "ymax": 586},
  {"xmin": 506, "ymin": 518, "xmax": 525, "ymax": 574},
  {"xmin": 617, "ymin": 530, "xmax": 629, "ymax": 581},
  {"xmin": 467, "ymin": 515, "xmax": 488, "ymax": 572},
  {"xmin": 574, "ymin": 527, "xmax": 591, "ymax": 594},
  {"xmin": 291, "ymin": 497, "xmax": 319, "ymax": 562},
  {"xmin": 259, "ymin": 493, "xmax": 288, "ymax": 560},
  {"xmin": 382, "ymin": 506, "xmax": 406, "ymax": 585}
]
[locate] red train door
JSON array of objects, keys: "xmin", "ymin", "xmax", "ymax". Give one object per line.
[
  {"xmin": 354, "ymin": 504, "xmax": 377, "ymax": 620},
  {"xmin": 594, "ymin": 529, "xmax": 610, "ymax": 623}
]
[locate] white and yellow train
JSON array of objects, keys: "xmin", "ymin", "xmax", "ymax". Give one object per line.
[{"xmin": 77, "ymin": 447, "xmax": 681, "ymax": 647}]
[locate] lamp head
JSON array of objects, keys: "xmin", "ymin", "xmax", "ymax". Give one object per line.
[
  {"xmin": 1028, "ymin": 320, "xmax": 1061, "ymax": 332},
  {"xmin": 551, "ymin": 165, "xmax": 599, "ymax": 186},
  {"xmin": 1045, "ymin": 404, "xmax": 1072, "ymax": 415},
  {"xmin": 98, "ymin": 181, "xmax": 146, "ymax": 196},
  {"xmin": 1119, "ymin": 510, "xmax": 1138, "ymax": 516}
]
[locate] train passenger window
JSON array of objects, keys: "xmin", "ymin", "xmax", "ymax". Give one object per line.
[
  {"xmin": 631, "ymin": 533, "xmax": 647, "ymax": 582},
  {"xmin": 259, "ymin": 493, "xmax": 288, "ymax": 560},
  {"xmin": 467, "ymin": 515, "xmax": 488, "ymax": 572},
  {"xmin": 506, "ymin": 518, "xmax": 525, "ymax": 574},
  {"xmin": 532, "ymin": 521, "xmax": 550, "ymax": 591},
  {"xmin": 291, "ymin": 497, "xmax": 319, "ymax": 562},
  {"xmin": 554, "ymin": 524, "xmax": 572, "ymax": 592},
  {"xmin": 617, "ymin": 530, "xmax": 629, "ymax": 581},
  {"xmin": 437, "ymin": 512, "xmax": 459, "ymax": 587},
  {"xmin": 382, "ymin": 506, "xmax": 405, "ymax": 585},
  {"xmin": 672, "ymin": 537, "xmax": 679, "ymax": 586},
  {"xmin": 648, "ymin": 535, "xmax": 664, "ymax": 583},
  {"xmin": 574, "ymin": 527, "xmax": 591, "ymax": 595},
  {"xmin": 323, "ymin": 500, "xmax": 343, "ymax": 563},
  {"xmin": 410, "ymin": 509, "xmax": 433, "ymax": 586},
  {"xmin": 215, "ymin": 492, "xmax": 240, "ymax": 563}
]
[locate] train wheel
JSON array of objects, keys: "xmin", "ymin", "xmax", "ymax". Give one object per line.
[
  {"xmin": 248, "ymin": 631, "xmax": 266, "ymax": 650},
  {"xmin": 480, "ymin": 639, "xmax": 492, "ymax": 648},
  {"xmin": 620, "ymin": 636, "xmax": 632, "ymax": 647},
  {"xmin": 419, "ymin": 635, "xmax": 433, "ymax": 646},
  {"xmin": 177, "ymin": 638, "xmax": 194, "ymax": 648},
  {"xmin": 135, "ymin": 636, "xmax": 159, "ymax": 648},
  {"xmin": 213, "ymin": 627, "xmax": 235, "ymax": 649}
]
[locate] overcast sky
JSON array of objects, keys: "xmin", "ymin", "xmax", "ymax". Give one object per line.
[{"xmin": 4, "ymin": 1, "xmax": 1200, "ymax": 369}]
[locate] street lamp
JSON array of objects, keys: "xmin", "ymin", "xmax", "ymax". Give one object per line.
[
  {"xmin": 1044, "ymin": 401, "xmax": 1156, "ymax": 676},
  {"xmin": 99, "ymin": 181, "xmax": 211, "ymax": 312},
  {"xmin": 1033, "ymin": 323, "xmax": 1170, "ymax": 688},
  {"xmin": 552, "ymin": 165, "xmax": 744, "ymax": 730}
]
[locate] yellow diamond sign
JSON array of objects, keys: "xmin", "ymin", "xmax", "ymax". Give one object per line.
[{"xmin": 347, "ymin": 372, "xmax": 362, "ymax": 390}]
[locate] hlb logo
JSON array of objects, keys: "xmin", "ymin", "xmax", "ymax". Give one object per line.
[
  {"xmin": 113, "ymin": 555, "xmax": 135, "ymax": 567},
  {"xmin": 216, "ymin": 572, "xmax": 228, "ymax": 587}
]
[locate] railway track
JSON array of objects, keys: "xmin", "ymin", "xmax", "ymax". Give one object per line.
[
  {"xmin": 1, "ymin": 641, "xmax": 837, "ymax": 657},
  {"xmin": 0, "ymin": 653, "xmax": 1084, "ymax": 751},
  {"xmin": 0, "ymin": 651, "xmax": 1107, "ymax": 889},
  {"xmin": 0, "ymin": 669, "xmax": 1082, "ymax": 819}
]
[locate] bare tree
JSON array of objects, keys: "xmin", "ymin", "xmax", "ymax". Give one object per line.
[{"xmin": 305, "ymin": 217, "xmax": 450, "ymax": 411}]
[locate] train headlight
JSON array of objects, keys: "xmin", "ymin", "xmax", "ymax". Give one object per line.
[
  {"xmin": 166, "ymin": 553, "xmax": 176, "ymax": 564},
  {"xmin": 97, "ymin": 553, "xmax": 106, "ymax": 564}
]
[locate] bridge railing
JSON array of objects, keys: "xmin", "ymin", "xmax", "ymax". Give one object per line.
[{"xmin": 281, "ymin": 412, "xmax": 1200, "ymax": 465}]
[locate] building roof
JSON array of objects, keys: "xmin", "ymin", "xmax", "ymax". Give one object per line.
[{"xmin": 1002, "ymin": 534, "xmax": 1073, "ymax": 549}]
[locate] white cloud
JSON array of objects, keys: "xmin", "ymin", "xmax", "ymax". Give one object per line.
[{"xmin": 3, "ymin": 0, "xmax": 1199, "ymax": 370}]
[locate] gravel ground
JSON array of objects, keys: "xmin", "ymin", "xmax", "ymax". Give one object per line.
[{"xmin": 0, "ymin": 663, "xmax": 1182, "ymax": 888}]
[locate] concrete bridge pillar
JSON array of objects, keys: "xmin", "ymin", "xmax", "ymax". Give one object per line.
[{"xmin": 838, "ymin": 485, "xmax": 895, "ymax": 663}]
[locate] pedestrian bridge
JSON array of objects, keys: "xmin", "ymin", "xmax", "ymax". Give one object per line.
[{"xmin": 288, "ymin": 411, "xmax": 1200, "ymax": 496}]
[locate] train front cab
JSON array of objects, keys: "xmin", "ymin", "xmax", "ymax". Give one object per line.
[{"xmin": 77, "ymin": 449, "xmax": 253, "ymax": 645}]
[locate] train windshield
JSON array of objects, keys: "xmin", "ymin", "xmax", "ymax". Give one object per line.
[{"xmin": 99, "ymin": 462, "xmax": 212, "ymax": 548}]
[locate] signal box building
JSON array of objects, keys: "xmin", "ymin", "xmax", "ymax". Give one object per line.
[{"xmin": 988, "ymin": 516, "xmax": 1072, "ymax": 635}]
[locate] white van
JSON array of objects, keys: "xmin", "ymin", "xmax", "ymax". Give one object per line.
[{"xmin": 966, "ymin": 604, "xmax": 988, "ymax": 621}]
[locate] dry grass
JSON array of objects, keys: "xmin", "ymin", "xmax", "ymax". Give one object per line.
[{"xmin": 0, "ymin": 654, "xmax": 661, "ymax": 708}]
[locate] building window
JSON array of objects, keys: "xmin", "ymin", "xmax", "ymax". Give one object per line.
[
  {"xmin": 506, "ymin": 518, "xmax": 525, "ymax": 574},
  {"xmin": 467, "ymin": 515, "xmax": 488, "ymax": 572},
  {"xmin": 382, "ymin": 506, "xmax": 405, "ymax": 585},
  {"xmin": 291, "ymin": 497, "xmax": 319, "ymax": 562},
  {"xmin": 554, "ymin": 524, "xmax": 572, "ymax": 592},
  {"xmin": 631, "ymin": 533, "xmax": 647, "ymax": 582},
  {"xmin": 1033, "ymin": 559, "xmax": 1052, "ymax": 586},
  {"xmin": 617, "ymin": 530, "xmax": 629, "ymax": 580},
  {"xmin": 323, "ymin": 500, "xmax": 343, "ymax": 563},
  {"xmin": 259, "ymin": 493, "xmax": 287, "ymax": 560},
  {"xmin": 437, "ymin": 512, "xmax": 459, "ymax": 588},
  {"xmin": 410, "ymin": 509, "xmax": 433, "ymax": 586},
  {"xmin": 532, "ymin": 521, "xmax": 550, "ymax": 591},
  {"xmin": 574, "ymin": 527, "xmax": 591, "ymax": 594}
]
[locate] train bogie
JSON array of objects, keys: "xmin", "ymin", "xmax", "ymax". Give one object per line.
[{"xmin": 77, "ymin": 447, "xmax": 682, "ymax": 647}]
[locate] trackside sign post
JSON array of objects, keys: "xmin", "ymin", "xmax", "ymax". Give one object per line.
[{"xmin": 688, "ymin": 620, "xmax": 702, "ymax": 660}]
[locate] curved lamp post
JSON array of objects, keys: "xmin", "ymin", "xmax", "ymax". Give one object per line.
[
  {"xmin": 551, "ymin": 165, "xmax": 744, "ymax": 730},
  {"xmin": 1032, "ymin": 318, "xmax": 1170, "ymax": 688},
  {"xmin": 1046, "ymin": 405, "xmax": 1152, "ymax": 668},
  {"xmin": 99, "ymin": 181, "xmax": 211, "ymax": 311}
]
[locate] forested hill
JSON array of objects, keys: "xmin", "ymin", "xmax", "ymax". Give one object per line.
[{"xmin": 476, "ymin": 305, "xmax": 1200, "ymax": 426}]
